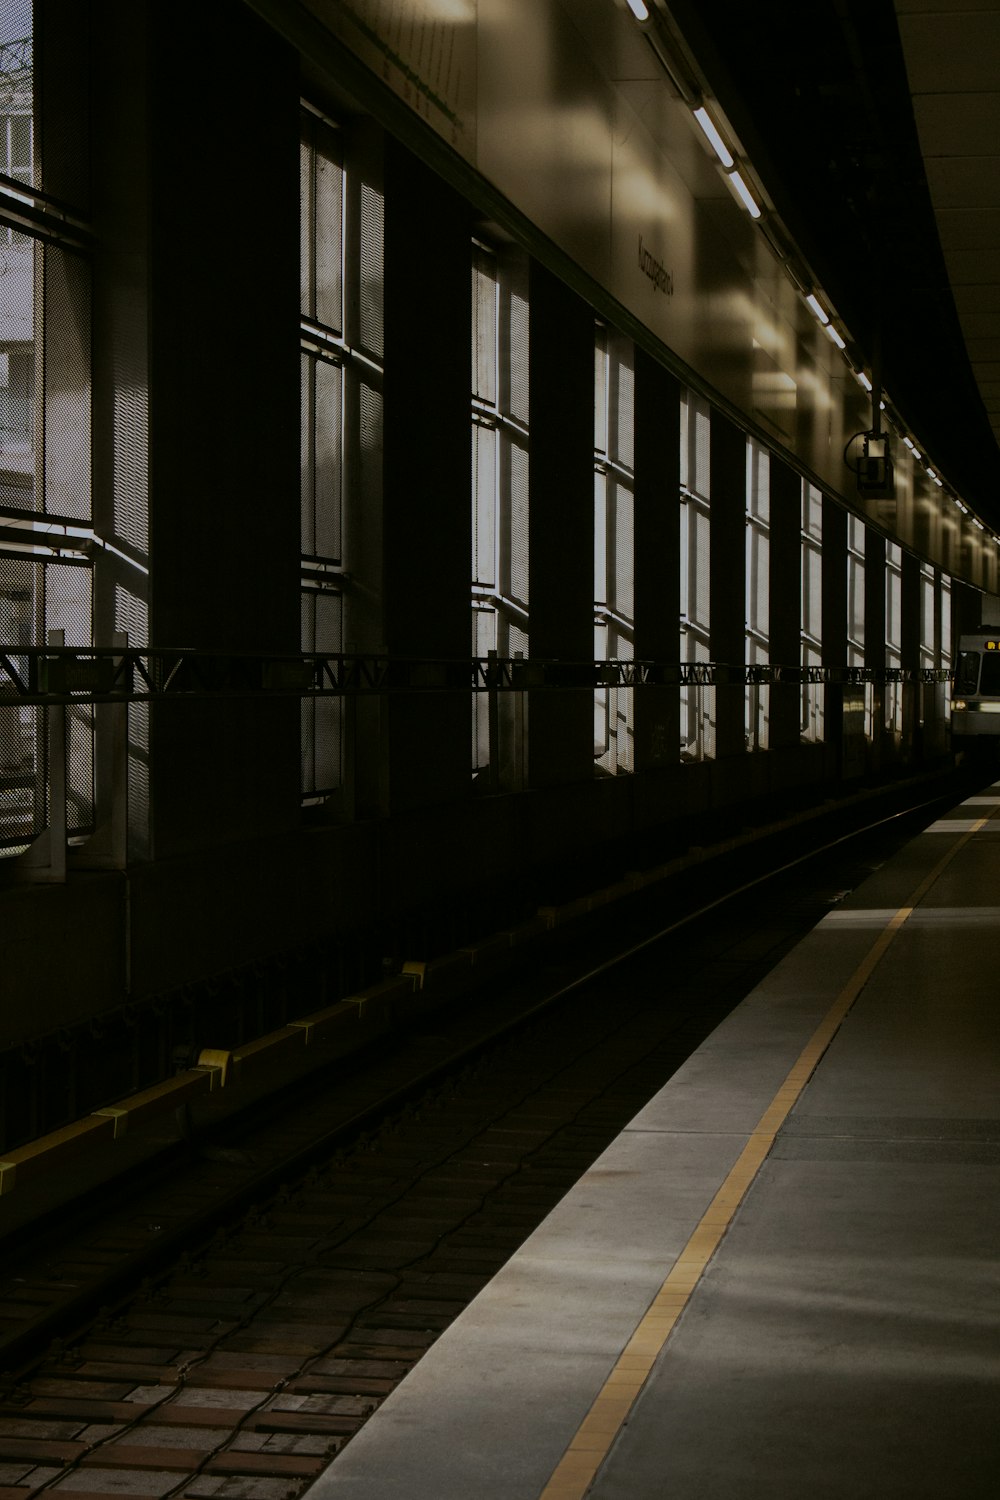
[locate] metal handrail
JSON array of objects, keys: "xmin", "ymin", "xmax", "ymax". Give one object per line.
[{"xmin": 0, "ymin": 645, "xmax": 954, "ymax": 706}]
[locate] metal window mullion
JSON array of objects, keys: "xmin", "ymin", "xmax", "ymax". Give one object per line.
[{"xmin": 30, "ymin": 237, "xmax": 42, "ymax": 520}]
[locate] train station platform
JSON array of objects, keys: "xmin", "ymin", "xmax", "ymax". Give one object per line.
[{"xmin": 304, "ymin": 780, "xmax": 1000, "ymax": 1500}]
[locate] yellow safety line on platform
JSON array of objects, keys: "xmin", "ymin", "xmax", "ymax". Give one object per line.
[{"xmin": 538, "ymin": 800, "xmax": 999, "ymax": 1500}]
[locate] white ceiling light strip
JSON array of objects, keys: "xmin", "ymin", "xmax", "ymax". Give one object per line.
[
  {"xmin": 692, "ymin": 104, "xmax": 734, "ymax": 168},
  {"xmin": 619, "ymin": 0, "xmax": 991, "ymax": 547}
]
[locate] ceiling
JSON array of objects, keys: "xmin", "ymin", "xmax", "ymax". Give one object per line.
[
  {"xmin": 895, "ymin": 2, "xmax": 1000, "ymax": 448},
  {"xmin": 660, "ymin": 0, "xmax": 1000, "ymax": 532}
]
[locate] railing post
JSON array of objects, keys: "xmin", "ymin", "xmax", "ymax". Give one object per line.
[
  {"xmin": 45, "ymin": 629, "xmax": 67, "ymax": 882},
  {"xmin": 487, "ymin": 649, "xmax": 499, "ymax": 794},
  {"xmin": 512, "ymin": 649, "xmax": 526, "ymax": 792}
]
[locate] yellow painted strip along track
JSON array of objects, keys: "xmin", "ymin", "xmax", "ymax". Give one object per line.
[{"xmin": 539, "ymin": 805, "xmax": 998, "ymax": 1499}]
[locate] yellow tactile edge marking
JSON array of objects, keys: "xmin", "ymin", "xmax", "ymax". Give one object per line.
[{"xmin": 539, "ymin": 803, "xmax": 997, "ymax": 1500}]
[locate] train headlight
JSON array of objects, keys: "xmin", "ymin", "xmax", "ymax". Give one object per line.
[{"xmin": 952, "ymin": 699, "xmax": 967, "ymax": 712}]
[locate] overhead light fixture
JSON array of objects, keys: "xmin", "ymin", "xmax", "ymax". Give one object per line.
[
  {"xmin": 855, "ymin": 371, "xmax": 873, "ymax": 393},
  {"xmin": 824, "ymin": 324, "xmax": 846, "ymax": 350},
  {"xmin": 693, "ymin": 105, "xmax": 734, "ymax": 169},
  {"xmin": 805, "ymin": 293, "xmax": 829, "ymax": 326},
  {"xmin": 902, "ymin": 436, "xmax": 915, "ymax": 451},
  {"xmin": 625, "ymin": 0, "xmax": 651, "ymax": 18},
  {"xmin": 727, "ymin": 169, "xmax": 761, "ymax": 219}
]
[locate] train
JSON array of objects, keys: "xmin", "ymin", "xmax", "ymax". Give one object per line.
[{"xmin": 951, "ymin": 632, "xmax": 1000, "ymax": 747}]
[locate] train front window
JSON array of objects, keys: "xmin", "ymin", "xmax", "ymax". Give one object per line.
[
  {"xmin": 956, "ymin": 652, "xmax": 980, "ymax": 694},
  {"xmin": 979, "ymin": 652, "xmax": 1000, "ymax": 695}
]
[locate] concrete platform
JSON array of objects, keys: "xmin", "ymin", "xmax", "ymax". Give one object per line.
[{"xmin": 304, "ymin": 784, "xmax": 1000, "ymax": 1499}]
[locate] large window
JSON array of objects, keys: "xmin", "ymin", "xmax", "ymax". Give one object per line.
[
  {"xmin": 745, "ymin": 438, "xmax": 769, "ymax": 751},
  {"xmin": 299, "ymin": 106, "xmax": 383, "ymax": 805},
  {"xmin": 679, "ymin": 389, "xmax": 712, "ymax": 759},
  {"xmin": 471, "ymin": 239, "xmax": 529, "ymax": 782},
  {"xmin": 594, "ymin": 323, "xmax": 634, "ymax": 775},
  {"xmin": 800, "ymin": 482, "xmax": 824, "ymax": 741},
  {"xmin": 918, "ymin": 560, "xmax": 937, "ymax": 732},
  {"xmin": 847, "ymin": 513, "xmax": 873, "ymax": 738},
  {"xmin": 885, "ymin": 540, "xmax": 903, "ymax": 734},
  {"xmin": 940, "ymin": 573, "xmax": 952, "ymax": 691},
  {"xmin": 0, "ymin": 15, "xmax": 94, "ymax": 857}
]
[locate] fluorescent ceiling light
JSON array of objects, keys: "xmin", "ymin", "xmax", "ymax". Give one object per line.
[
  {"xmin": 625, "ymin": 0, "xmax": 651, "ymax": 20},
  {"xmin": 693, "ymin": 106, "xmax": 734, "ymax": 169},
  {"xmin": 824, "ymin": 324, "xmax": 846, "ymax": 349},
  {"xmin": 855, "ymin": 371, "xmax": 873, "ymax": 392},
  {"xmin": 902, "ymin": 436, "xmax": 915, "ymax": 450},
  {"xmin": 806, "ymin": 293, "xmax": 829, "ymax": 325},
  {"xmin": 727, "ymin": 169, "xmax": 761, "ymax": 219}
]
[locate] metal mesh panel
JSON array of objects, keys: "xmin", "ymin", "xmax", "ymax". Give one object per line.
[
  {"xmin": 115, "ymin": 582, "xmax": 149, "ymax": 846},
  {"xmin": 0, "ymin": 24, "xmax": 34, "ymax": 517},
  {"xmin": 46, "ymin": 558, "xmax": 93, "ymax": 832},
  {"xmin": 941, "ymin": 576, "xmax": 952, "ymax": 665},
  {"xmin": 0, "ymin": 554, "xmax": 93, "ymax": 847},
  {"xmin": 885, "ymin": 542, "xmax": 902, "ymax": 655},
  {"xmin": 746, "ymin": 440, "xmax": 770, "ymax": 751},
  {"xmin": 316, "ymin": 131, "xmax": 343, "ymax": 334},
  {"xmin": 803, "ymin": 541, "xmax": 822, "ymax": 643},
  {"xmin": 594, "ymin": 327, "xmax": 607, "ymax": 458},
  {"xmin": 472, "ymin": 606, "xmax": 495, "ymax": 772},
  {"xmin": 885, "ymin": 543, "xmax": 903, "ymax": 733},
  {"xmin": 0, "ymin": 31, "xmax": 33, "ymax": 186},
  {"xmin": 804, "ymin": 482, "xmax": 822, "ymax": 540},
  {"xmin": 919, "ymin": 564, "xmax": 935, "ymax": 662},
  {"xmin": 680, "ymin": 389, "xmax": 711, "ymax": 499},
  {"xmin": 505, "ymin": 271, "xmax": 529, "ymax": 427},
  {"xmin": 359, "ymin": 376, "xmax": 382, "ymax": 548},
  {"xmin": 112, "ymin": 341, "xmax": 148, "ymax": 554},
  {"xmin": 299, "ymin": 128, "xmax": 312, "ymax": 317},
  {"xmin": 746, "ymin": 641, "xmax": 770, "ymax": 751},
  {"xmin": 679, "ymin": 629, "xmax": 715, "ymax": 760},
  {"xmin": 472, "ymin": 247, "xmax": 497, "ymax": 404},
  {"xmin": 301, "ymin": 114, "xmax": 344, "ymax": 332},
  {"xmin": 847, "ymin": 554, "xmax": 865, "ymax": 656},
  {"xmin": 693, "ymin": 501, "xmax": 710, "ymax": 631},
  {"xmin": 472, "ymin": 422, "xmax": 496, "ymax": 587},
  {"xmin": 610, "ymin": 334, "xmax": 634, "ymax": 471},
  {"xmin": 358, "ymin": 180, "xmax": 383, "ymax": 358},
  {"xmin": 614, "ymin": 479, "xmax": 634, "ymax": 621},
  {"xmin": 301, "ymin": 351, "xmax": 342, "ymax": 562},
  {"xmin": 594, "ymin": 470, "xmax": 607, "ymax": 606},
  {"xmin": 747, "ymin": 517, "xmax": 769, "ymax": 639},
  {"xmin": 679, "ymin": 501, "xmax": 691, "ymax": 623},
  {"xmin": 0, "ymin": 552, "xmax": 42, "ymax": 846},
  {"xmin": 0, "ymin": 228, "xmax": 36, "ymax": 513},
  {"xmin": 301, "ymin": 588, "xmax": 342, "ymax": 796},
  {"xmin": 507, "ymin": 621, "xmax": 529, "ymax": 657},
  {"xmin": 747, "ymin": 439, "xmax": 769, "ymax": 522},
  {"xmin": 43, "ymin": 244, "xmax": 91, "ymax": 520},
  {"xmin": 508, "ymin": 438, "xmax": 529, "ymax": 610}
]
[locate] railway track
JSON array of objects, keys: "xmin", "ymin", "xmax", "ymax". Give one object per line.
[{"xmin": 0, "ymin": 776, "xmax": 983, "ymax": 1500}]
